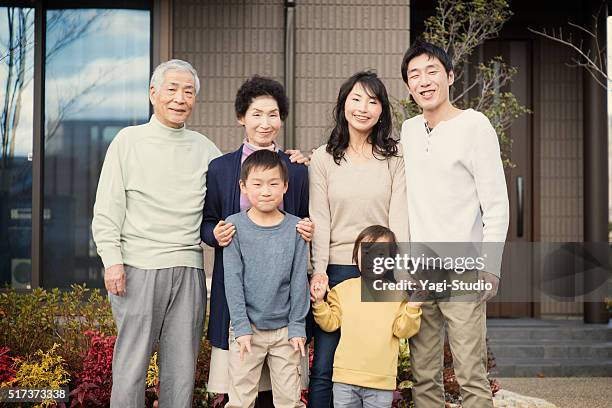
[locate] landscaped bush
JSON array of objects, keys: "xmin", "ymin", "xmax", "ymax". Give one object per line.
[
  {"xmin": 70, "ymin": 331, "xmax": 115, "ymax": 407},
  {"xmin": 0, "ymin": 285, "xmax": 115, "ymax": 376},
  {"xmin": 1, "ymin": 343, "xmax": 71, "ymax": 407},
  {"xmin": 0, "ymin": 346, "xmax": 16, "ymax": 383},
  {"xmin": 0, "ymin": 286, "xmax": 223, "ymax": 407},
  {"xmin": 0, "ymin": 286, "xmax": 500, "ymax": 407}
]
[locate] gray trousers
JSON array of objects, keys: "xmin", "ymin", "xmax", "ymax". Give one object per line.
[
  {"xmin": 332, "ymin": 383, "xmax": 394, "ymax": 408},
  {"xmin": 109, "ymin": 265, "xmax": 206, "ymax": 408}
]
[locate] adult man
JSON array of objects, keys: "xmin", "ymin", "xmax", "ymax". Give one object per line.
[
  {"xmin": 92, "ymin": 59, "xmax": 221, "ymax": 407},
  {"xmin": 400, "ymin": 40, "xmax": 509, "ymax": 407}
]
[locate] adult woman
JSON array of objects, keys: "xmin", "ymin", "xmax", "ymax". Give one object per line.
[
  {"xmin": 201, "ymin": 75, "xmax": 312, "ymax": 402},
  {"xmin": 308, "ymin": 71, "xmax": 409, "ymax": 407}
]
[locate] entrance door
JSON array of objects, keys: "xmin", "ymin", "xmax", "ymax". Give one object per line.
[{"xmin": 480, "ymin": 40, "xmax": 535, "ymax": 318}]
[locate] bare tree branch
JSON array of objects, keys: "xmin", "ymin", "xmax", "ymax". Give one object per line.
[
  {"xmin": 567, "ymin": 21, "xmax": 597, "ymax": 40},
  {"xmin": 1, "ymin": 7, "xmax": 109, "ymax": 180},
  {"xmin": 527, "ymin": 3, "xmax": 609, "ymax": 90},
  {"xmin": 394, "ymin": 0, "xmax": 529, "ymax": 167},
  {"xmin": 45, "ymin": 65, "xmax": 118, "ymax": 143},
  {"xmin": 528, "ymin": 27, "xmax": 609, "ymax": 84}
]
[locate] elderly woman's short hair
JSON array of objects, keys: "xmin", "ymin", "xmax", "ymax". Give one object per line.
[
  {"xmin": 234, "ymin": 75, "xmax": 289, "ymax": 121},
  {"xmin": 150, "ymin": 59, "xmax": 200, "ymax": 94}
]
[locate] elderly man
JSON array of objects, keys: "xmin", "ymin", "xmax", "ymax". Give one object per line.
[{"xmin": 92, "ymin": 59, "xmax": 221, "ymax": 407}]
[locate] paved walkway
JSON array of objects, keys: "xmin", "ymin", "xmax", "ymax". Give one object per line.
[{"xmin": 497, "ymin": 377, "xmax": 612, "ymax": 408}]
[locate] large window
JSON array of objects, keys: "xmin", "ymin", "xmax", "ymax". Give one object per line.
[
  {"xmin": 43, "ymin": 9, "xmax": 150, "ymax": 288},
  {"xmin": 0, "ymin": 6, "xmax": 35, "ymax": 289},
  {"xmin": 0, "ymin": 3, "xmax": 151, "ymax": 289}
]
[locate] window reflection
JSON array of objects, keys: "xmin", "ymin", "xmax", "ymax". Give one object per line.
[
  {"xmin": 43, "ymin": 9, "xmax": 150, "ymax": 288},
  {"xmin": 0, "ymin": 7, "xmax": 35, "ymax": 289}
]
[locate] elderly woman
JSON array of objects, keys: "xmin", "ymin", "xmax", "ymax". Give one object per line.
[{"xmin": 201, "ymin": 75, "xmax": 312, "ymax": 404}]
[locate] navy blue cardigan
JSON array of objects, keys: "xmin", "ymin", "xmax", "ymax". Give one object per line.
[{"xmin": 201, "ymin": 145, "xmax": 309, "ymax": 350}]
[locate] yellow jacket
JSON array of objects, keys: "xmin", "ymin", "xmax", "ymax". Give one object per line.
[{"xmin": 312, "ymin": 277, "xmax": 422, "ymax": 390}]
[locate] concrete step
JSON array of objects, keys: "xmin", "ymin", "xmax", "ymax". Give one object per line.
[
  {"xmin": 487, "ymin": 325, "xmax": 612, "ymax": 341},
  {"xmin": 492, "ymin": 357, "xmax": 612, "ymax": 377},
  {"xmin": 486, "ymin": 319, "xmax": 612, "ymax": 377},
  {"xmin": 489, "ymin": 340, "xmax": 612, "ymax": 359}
]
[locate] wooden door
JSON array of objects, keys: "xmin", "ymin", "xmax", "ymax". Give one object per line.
[{"xmin": 479, "ymin": 40, "xmax": 535, "ymax": 318}]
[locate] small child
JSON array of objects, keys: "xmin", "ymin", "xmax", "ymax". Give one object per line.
[
  {"xmin": 312, "ymin": 225, "xmax": 422, "ymax": 408},
  {"xmin": 223, "ymin": 149, "xmax": 308, "ymax": 408}
]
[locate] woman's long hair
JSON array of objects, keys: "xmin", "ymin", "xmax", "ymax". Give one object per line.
[{"xmin": 326, "ymin": 71, "xmax": 398, "ymax": 165}]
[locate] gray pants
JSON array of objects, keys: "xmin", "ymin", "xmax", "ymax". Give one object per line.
[
  {"xmin": 332, "ymin": 383, "xmax": 394, "ymax": 408},
  {"xmin": 109, "ymin": 265, "xmax": 206, "ymax": 408}
]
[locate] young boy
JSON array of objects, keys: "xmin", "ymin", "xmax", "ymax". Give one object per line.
[{"xmin": 223, "ymin": 149, "xmax": 309, "ymax": 408}]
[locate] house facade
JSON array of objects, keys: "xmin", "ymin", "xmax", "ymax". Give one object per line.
[{"xmin": 0, "ymin": 0, "xmax": 608, "ymax": 322}]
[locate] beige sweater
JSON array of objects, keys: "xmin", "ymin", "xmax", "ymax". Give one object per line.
[
  {"xmin": 92, "ymin": 115, "xmax": 221, "ymax": 270},
  {"xmin": 309, "ymin": 145, "xmax": 409, "ymax": 276}
]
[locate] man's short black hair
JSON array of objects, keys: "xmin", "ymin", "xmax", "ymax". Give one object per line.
[
  {"xmin": 401, "ymin": 39, "xmax": 454, "ymax": 84},
  {"xmin": 235, "ymin": 75, "xmax": 289, "ymax": 121},
  {"xmin": 240, "ymin": 150, "xmax": 289, "ymax": 183}
]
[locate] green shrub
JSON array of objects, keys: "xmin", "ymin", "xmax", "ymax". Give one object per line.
[{"xmin": 0, "ymin": 285, "xmax": 115, "ymax": 375}]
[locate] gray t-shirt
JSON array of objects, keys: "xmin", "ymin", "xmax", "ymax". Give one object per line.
[{"xmin": 223, "ymin": 209, "xmax": 309, "ymax": 339}]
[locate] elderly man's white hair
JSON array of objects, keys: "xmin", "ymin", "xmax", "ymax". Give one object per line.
[{"xmin": 150, "ymin": 59, "xmax": 200, "ymax": 94}]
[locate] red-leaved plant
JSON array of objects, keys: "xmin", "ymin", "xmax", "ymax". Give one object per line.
[
  {"xmin": 69, "ymin": 330, "xmax": 116, "ymax": 407},
  {"xmin": 0, "ymin": 346, "xmax": 16, "ymax": 384}
]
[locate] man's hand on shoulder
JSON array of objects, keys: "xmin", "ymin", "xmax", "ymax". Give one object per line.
[{"xmin": 104, "ymin": 264, "xmax": 126, "ymax": 296}]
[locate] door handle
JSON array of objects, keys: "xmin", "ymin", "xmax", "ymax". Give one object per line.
[{"xmin": 516, "ymin": 176, "xmax": 524, "ymax": 238}]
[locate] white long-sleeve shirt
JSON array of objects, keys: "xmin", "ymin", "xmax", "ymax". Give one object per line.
[
  {"xmin": 401, "ymin": 109, "xmax": 509, "ymax": 275},
  {"xmin": 92, "ymin": 115, "xmax": 221, "ymax": 269}
]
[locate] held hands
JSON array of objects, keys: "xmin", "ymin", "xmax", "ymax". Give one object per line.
[
  {"xmin": 104, "ymin": 264, "xmax": 126, "ymax": 296},
  {"xmin": 236, "ymin": 334, "xmax": 253, "ymax": 361},
  {"xmin": 289, "ymin": 337, "xmax": 306, "ymax": 357},
  {"xmin": 311, "ymin": 279, "xmax": 327, "ymax": 304},
  {"xmin": 310, "ymin": 273, "xmax": 329, "ymax": 302},
  {"xmin": 213, "ymin": 220, "xmax": 235, "ymax": 247},
  {"xmin": 296, "ymin": 218, "xmax": 314, "ymax": 242}
]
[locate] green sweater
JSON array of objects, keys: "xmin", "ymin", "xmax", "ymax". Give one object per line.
[{"xmin": 92, "ymin": 115, "xmax": 221, "ymax": 270}]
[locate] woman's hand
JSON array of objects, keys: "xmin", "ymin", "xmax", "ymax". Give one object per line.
[
  {"xmin": 213, "ymin": 220, "xmax": 235, "ymax": 247},
  {"xmin": 286, "ymin": 149, "xmax": 311, "ymax": 166},
  {"xmin": 296, "ymin": 218, "xmax": 314, "ymax": 242}
]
